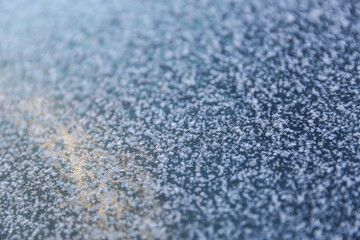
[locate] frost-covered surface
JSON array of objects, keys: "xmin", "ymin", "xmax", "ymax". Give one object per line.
[{"xmin": 1, "ymin": 0, "xmax": 360, "ymax": 239}]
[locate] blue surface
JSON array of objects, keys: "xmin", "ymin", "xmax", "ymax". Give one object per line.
[{"xmin": 0, "ymin": 0, "xmax": 360, "ymax": 239}]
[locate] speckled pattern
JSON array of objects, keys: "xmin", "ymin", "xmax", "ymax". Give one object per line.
[{"xmin": 0, "ymin": 0, "xmax": 360, "ymax": 239}]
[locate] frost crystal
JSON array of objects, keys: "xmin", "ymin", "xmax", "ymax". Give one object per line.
[{"xmin": 1, "ymin": 0, "xmax": 360, "ymax": 239}]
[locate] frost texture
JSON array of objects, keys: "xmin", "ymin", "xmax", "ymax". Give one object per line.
[{"xmin": 0, "ymin": 0, "xmax": 360, "ymax": 239}]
